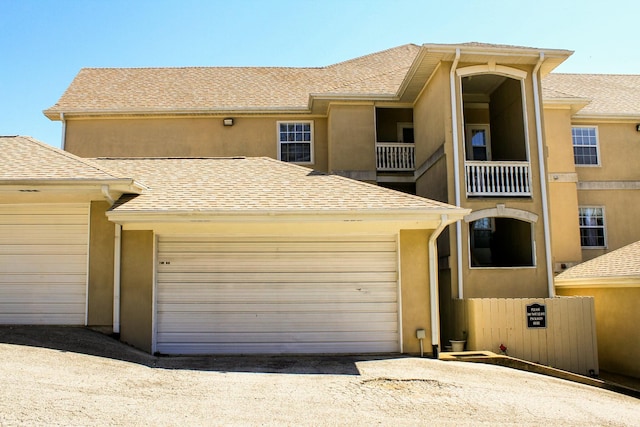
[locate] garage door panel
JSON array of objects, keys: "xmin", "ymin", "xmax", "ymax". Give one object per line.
[
  {"xmin": 0, "ymin": 255, "xmax": 87, "ymax": 273},
  {"xmin": 157, "ymin": 310, "xmax": 398, "ymax": 326},
  {"xmin": 160, "ymin": 240, "xmax": 397, "ymax": 253},
  {"xmin": 0, "ymin": 312, "xmax": 86, "ymax": 325},
  {"xmin": 0, "ymin": 244, "xmax": 87, "ymax": 255},
  {"xmin": 156, "ymin": 341, "xmax": 398, "ymax": 355},
  {"xmin": 157, "ymin": 271, "xmax": 397, "ymax": 284},
  {"xmin": 158, "ymin": 330, "xmax": 399, "ymax": 344},
  {"xmin": 0, "ymin": 204, "xmax": 88, "ymax": 325},
  {"xmin": 158, "ymin": 252, "xmax": 396, "ymax": 273},
  {"xmin": 156, "ymin": 235, "xmax": 399, "ymax": 354},
  {"xmin": 157, "ymin": 285, "xmax": 397, "ymax": 304}
]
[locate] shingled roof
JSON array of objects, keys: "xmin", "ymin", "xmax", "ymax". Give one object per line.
[
  {"xmin": 92, "ymin": 157, "xmax": 466, "ymax": 220},
  {"xmin": 44, "ymin": 44, "xmax": 421, "ymax": 117},
  {"xmin": 0, "ymin": 135, "xmax": 126, "ymax": 181},
  {"xmin": 543, "ymin": 74, "xmax": 640, "ymax": 117},
  {"xmin": 556, "ymin": 240, "xmax": 640, "ymax": 285}
]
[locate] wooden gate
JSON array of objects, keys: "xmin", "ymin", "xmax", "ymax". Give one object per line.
[{"xmin": 453, "ymin": 297, "xmax": 598, "ymax": 376}]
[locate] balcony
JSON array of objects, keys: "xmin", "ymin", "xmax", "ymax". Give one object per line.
[
  {"xmin": 376, "ymin": 143, "xmax": 415, "ymax": 172},
  {"xmin": 465, "ymin": 161, "xmax": 531, "ymax": 197}
]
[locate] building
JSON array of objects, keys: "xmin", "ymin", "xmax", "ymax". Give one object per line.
[
  {"xmin": 0, "ymin": 135, "xmax": 467, "ymax": 355},
  {"xmin": 556, "ymin": 240, "xmax": 640, "ymax": 379},
  {"xmin": 38, "ymin": 42, "xmax": 640, "ymax": 354}
]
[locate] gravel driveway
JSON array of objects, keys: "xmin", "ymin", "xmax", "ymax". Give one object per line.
[{"xmin": 0, "ymin": 326, "xmax": 638, "ymax": 426}]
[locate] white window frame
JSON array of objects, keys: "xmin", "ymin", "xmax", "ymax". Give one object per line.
[
  {"xmin": 277, "ymin": 121, "xmax": 314, "ymax": 165},
  {"xmin": 572, "ymin": 126, "xmax": 600, "ymax": 167},
  {"xmin": 578, "ymin": 206, "xmax": 607, "ymax": 249},
  {"xmin": 465, "ymin": 124, "xmax": 492, "ymax": 161}
]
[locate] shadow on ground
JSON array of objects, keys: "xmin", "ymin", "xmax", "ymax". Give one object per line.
[{"xmin": 0, "ymin": 325, "xmax": 402, "ymax": 375}]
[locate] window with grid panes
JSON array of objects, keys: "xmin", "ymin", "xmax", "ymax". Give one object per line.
[
  {"xmin": 579, "ymin": 207, "xmax": 606, "ymax": 248},
  {"xmin": 278, "ymin": 121, "xmax": 313, "ymax": 163},
  {"xmin": 572, "ymin": 126, "xmax": 599, "ymax": 166}
]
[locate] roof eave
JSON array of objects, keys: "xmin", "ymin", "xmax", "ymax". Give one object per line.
[
  {"xmin": 106, "ymin": 207, "xmax": 470, "ymax": 225},
  {"xmin": 555, "ymin": 276, "xmax": 640, "ymax": 288}
]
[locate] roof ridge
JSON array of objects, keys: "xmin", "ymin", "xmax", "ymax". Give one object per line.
[
  {"xmin": 326, "ymin": 44, "xmax": 420, "ymax": 69},
  {"xmin": 549, "ymin": 72, "xmax": 640, "ymax": 77},
  {"xmin": 78, "ymin": 65, "xmax": 325, "ymax": 71}
]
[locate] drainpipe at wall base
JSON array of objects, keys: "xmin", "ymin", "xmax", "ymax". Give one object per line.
[
  {"xmin": 449, "ymin": 48, "xmax": 464, "ymax": 300},
  {"xmin": 113, "ymin": 224, "xmax": 122, "ymax": 335},
  {"xmin": 531, "ymin": 53, "xmax": 555, "ymax": 298},
  {"xmin": 429, "ymin": 214, "xmax": 449, "ymax": 358}
]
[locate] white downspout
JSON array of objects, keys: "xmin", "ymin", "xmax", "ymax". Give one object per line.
[
  {"xmin": 60, "ymin": 113, "xmax": 66, "ymax": 150},
  {"xmin": 449, "ymin": 49, "xmax": 464, "ymax": 299},
  {"xmin": 429, "ymin": 214, "xmax": 449, "ymax": 357},
  {"xmin": 532, "ymin": 53, "xmax": 555, "ymax": 298},
  {"xmin": 113, "ymin": 224, "xmax": 122, "ymax": 334}
]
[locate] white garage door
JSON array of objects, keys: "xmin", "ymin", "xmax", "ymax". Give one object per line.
[
  {"xmin": 156, "ymin": 235, "xmax": 399, "ymax": 354},
  {"xmin": 0, "ymin": 203, "xmax": 88, "ymax": 325}
]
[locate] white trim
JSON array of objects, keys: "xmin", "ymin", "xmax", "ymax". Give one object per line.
[
  {"xmin": 555, "ymin": 277, "xmax": 640, "ymax": 288},
  {"xmin": 572, "ymin": 125, "xmax": 601, "ymax": 167},
  {"xmin": 532, "ymin": 53, "xmax": 555, "ymax": 298},
  {"xmin": 396, "ymin": 232, "xmax": 403, "ymax": 353},
  {"xmin": 60, "ymin": 113, "xmax": 66, "ymax": 150},
  {"xmin": 450, "ymin": 49, "xmax": 463, "ymax": 300},
  {"xmin": 456, "ymin": 64, "xmax": 528, "ymax": 80},
  {"xmin": 464, "ymin": 205, "xmax": 539, "ymax": 223},
  {"xmin": 464, "ymin": 124, "xmax": 491, "ymax": 160},
  {"xmin": 151, "ymin": 232, "xmax": 158, "ymax": 354},
  {"xmin": 84, "ymin": 203, "xmax": 91, "ymax": 326},
  {"xmin": 113, "ymin": 224, "xmax": 122, "ymax": 334},
  {"xmin": 276, "ymin": 120, "xmax": 315, "ymax": 165},
  {"xmin": 578, "ymin": 206, "xmax": 607, "ymax": 249}
]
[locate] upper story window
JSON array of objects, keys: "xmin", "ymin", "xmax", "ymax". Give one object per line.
[
  {"xmin": 277, "ymin": 121, "xmax": 313, "ymax": 164},
  {"xmin": 579, "ymin": 207, "xmax": 606, "ymax": 248},
  {"xmin": 572, "ymin": 126, "xmax": 600, "ymax": 166}
]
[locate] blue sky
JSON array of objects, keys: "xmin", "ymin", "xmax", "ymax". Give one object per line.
[{"xmin": 1, "ymin": 0, "xmax": 638, "ymax": 148}]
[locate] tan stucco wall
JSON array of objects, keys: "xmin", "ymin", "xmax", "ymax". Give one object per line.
[
  {"xmin": 65, "ymin": 116, "xmax": 329, "ymax": 172},
  {"xmin": 578, "ymin": 190, "xmax": 640, "ymax": 262},
  {"xmin": 574, "ymin": 122, "xmax": 640, "ymax": 182},
  {"xmin": 399, "ymin": 229, "xmax": 433, "ymax": 354},
  {"xmin": 544, "ymin": 108, "xmax": 582, "ymax": 268},
  {"xmin": 327, "ymin": 104, "xmax": 376, "ymax": 175},
  {"xmin": 87, "ymin": 201, "xmax": 115, "ymax": 327},
  {"xmin": 120, "ymin": 230, "xmax": 154, "ymax": 352},
  {"xmin": 557, "ymin": 285, "xmax": 640, "ymax": 379}
]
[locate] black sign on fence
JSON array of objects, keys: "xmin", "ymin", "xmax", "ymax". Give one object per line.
[{"xmin": 526, "ymin": 303, "xmax": 546, "ymax": 328}]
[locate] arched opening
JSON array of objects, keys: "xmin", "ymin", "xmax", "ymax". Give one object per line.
[
  {"xmin": 458, "ymin": 67, "xmax": 531, "ymax": 197},
  {"xmin": 469, "ymin": 217, "xmax": 534, "ymax": 267}
]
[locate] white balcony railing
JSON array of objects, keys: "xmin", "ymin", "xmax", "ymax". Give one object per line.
[
  {"xmin": 376, "ymin": 143, "xmax": 415, "ymax": 171},
  {"xmin": 465, "ymin": 161, "xmax": 531, "ymax": 196}
]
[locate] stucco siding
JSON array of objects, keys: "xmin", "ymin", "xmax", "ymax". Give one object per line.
[
  {"xmin": 87, "ymin": 201, "xmax": 115, "ymax": 327},
  {"xmin": 556, "ymin": 285, "xmax": 640, "ymax": 379},
  {"xmin": 399, "ymin": 229, "xmax": 433, "ymax": 354},
  {"xmin": 120, "ymin": 230, "xmax": 154, "ymax": 352},
  {"xmin": 327, "ymin": 104, "xmax": 376, "ymax": 175},
  {"xmin": 65, "ymin": 117, "xmax": 329, "ymax": 172}
]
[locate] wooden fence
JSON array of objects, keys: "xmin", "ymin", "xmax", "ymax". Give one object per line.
[{"xmin": 452, "ymin": 297, "xmax": 598, "ymax": 376}]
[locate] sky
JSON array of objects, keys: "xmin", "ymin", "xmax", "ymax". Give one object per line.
[{"xmin": 1, "ymin": 0, "xmax": 639, "ymax": 148}]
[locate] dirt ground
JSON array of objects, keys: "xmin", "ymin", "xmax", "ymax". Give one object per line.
[{"xmin": 0, "ymin": 326, "xmax": 638, "ymax": 426}]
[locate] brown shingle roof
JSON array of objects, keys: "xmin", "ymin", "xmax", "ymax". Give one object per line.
[
  {"xmin": 92, "ymin": 157, "xmax": 463, "ymax": 216},
  {"xmin": 556, "ymin": 240, "xmax": 640, "ymax": 282},
  {"xmin": 543, "ymin": 74, "xmax": 640, "ymax": 117},
  {"xmin": 45, "ymin": 45, "xmax": 421, "ymax": 117},
  {"xmin": 0, "ymin": 136, "xmax": 126, "ymax": 181}
]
